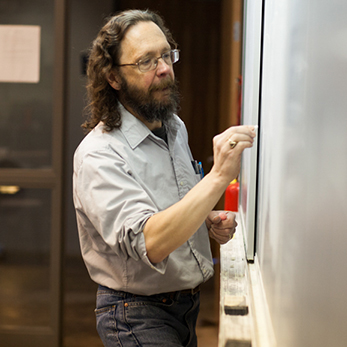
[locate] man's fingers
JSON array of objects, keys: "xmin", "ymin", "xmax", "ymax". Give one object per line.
[{"xmin": 219, "ymin": 212, "xmax": 227, "ymax": 221}]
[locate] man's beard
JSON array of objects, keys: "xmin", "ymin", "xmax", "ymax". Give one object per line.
[{"xmin": 118, "ymin": 76, "xmax": 180, "ymax": 123}]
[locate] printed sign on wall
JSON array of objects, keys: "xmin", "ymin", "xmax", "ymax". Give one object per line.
[{"xmin": 0, "ymin": 25, "xmax": 41, "ymax": 83}]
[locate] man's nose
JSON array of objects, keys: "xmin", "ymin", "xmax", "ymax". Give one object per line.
[{"xmin": 156, "ymin": 58, "xmax": 172, "ymax": 76}]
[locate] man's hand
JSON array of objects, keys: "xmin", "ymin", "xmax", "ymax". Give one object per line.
[
  {"xmin": 210, "ymin": 126, "xmax": 256, "ymax": 186},
  {"xmin": 206, "ymin": 210, "xmax": 237, "ymax": 244}
]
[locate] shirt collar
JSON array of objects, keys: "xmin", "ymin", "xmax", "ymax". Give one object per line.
[
  {"xmin": 118, "ymin": 103, "xmax": 181, "ymax": 149},
  {"xmin": 119, "ymin": 104, "xmax": 151, "ymax": 149}
]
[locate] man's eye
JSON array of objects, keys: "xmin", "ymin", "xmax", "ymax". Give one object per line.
[
  {"xmin": 140, "ymin": 58, "xmax": 153, "ymax": 67},
  {"xmin": 162, "ymin": 52, "xmax": 171, "ymax": 59}
]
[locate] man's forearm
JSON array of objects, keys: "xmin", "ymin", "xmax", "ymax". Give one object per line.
[{"xmin": 143, "ymin": 171, "xmax": 228, "ymax": 263}]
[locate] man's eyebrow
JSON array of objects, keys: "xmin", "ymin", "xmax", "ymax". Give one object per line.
[{"xmin": 137, "ymin": 46, "xmax": 171, "ymax": 60}]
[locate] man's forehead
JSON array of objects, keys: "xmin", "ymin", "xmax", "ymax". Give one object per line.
[{"xmin": 120, "ymin": 21, "xmax": 170, "ymax": 60}]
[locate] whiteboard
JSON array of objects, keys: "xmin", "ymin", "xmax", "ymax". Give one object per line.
[
  {"xmin": 239, "ymin": 0, "xmax": 263, "ymax": 260},
  {"xmin": 256, "ymin": 0, "xmax": 347, "ymax": 346}
]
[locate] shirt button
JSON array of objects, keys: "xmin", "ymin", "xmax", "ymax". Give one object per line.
[{"xmin": 180, "ymin": 181, "xmax": 184, "ymax": 186}]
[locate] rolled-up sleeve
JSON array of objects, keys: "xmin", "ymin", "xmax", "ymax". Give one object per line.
[{"xmin": 74, "ymin": 145, "xmax": 168, "ymax": 273}]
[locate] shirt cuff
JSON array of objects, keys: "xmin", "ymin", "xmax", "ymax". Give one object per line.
[{"xmin": 137, "ymin": 231, "xmax": 169, "ymax": 275}]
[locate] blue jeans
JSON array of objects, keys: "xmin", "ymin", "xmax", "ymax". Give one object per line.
[{"xmin": 95, "ymin": 285, "xmax": 200, "ymax": 347}]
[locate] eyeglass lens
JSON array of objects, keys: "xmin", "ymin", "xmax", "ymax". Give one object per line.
[{"xmin": 139, "ymin": 50, "xmax": 179, "ymax": 72}]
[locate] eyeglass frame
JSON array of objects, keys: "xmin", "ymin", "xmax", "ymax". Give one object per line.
[{"xmin": 116, "ymin": 49, "xmax": 180, "ymax": 73}]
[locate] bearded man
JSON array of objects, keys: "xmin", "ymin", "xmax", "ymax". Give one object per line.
[{"xmin": 73, "ymin": 9, "xmax": 256, "ymax": 347}]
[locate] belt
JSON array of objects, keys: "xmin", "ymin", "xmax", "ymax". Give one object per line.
[{"xmin": 98, "ymin": 284, "xmax": 201, "ymax": 298}]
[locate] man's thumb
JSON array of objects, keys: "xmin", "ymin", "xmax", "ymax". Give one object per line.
[{"xmin": 212, "ymin": 212, "xmax": 227, "ymax": 224}]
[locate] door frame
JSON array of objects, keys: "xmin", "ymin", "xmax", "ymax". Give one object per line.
[{"xmin": 0, "ymin": 0, "xmax": 67, "ymax": 345}]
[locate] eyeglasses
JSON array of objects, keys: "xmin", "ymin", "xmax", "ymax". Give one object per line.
[{"xmin": 116, "ymin": 49, "xmax": 180, "ymax": 73}]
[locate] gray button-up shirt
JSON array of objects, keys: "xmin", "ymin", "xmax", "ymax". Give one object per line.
[{"xmin": 73, "ymin": 105, "xmax": 214, "ymax": 295}]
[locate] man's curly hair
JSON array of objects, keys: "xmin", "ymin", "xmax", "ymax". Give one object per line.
[{"xmin": 82, "ymin": 9, "xmax": 177, "ymax": 133}]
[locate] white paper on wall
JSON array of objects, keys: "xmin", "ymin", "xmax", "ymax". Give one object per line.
[{"xmin": 0, "ymin": 25, "xmax": 41, "ymax": 83}]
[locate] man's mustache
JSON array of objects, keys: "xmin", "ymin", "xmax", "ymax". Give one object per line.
[{"xmin": 149, "ymin": 79, "xmax": 176, "ymax": 93}]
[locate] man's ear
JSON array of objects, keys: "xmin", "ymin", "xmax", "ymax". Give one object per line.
[{"xmin": 107, "ymin": 71, "xmax": 121, "ymax": 90}]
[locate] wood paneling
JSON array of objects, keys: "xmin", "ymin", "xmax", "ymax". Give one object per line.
[{"xmin": 219, "ymin": 0, "xmax": 243, "ymax": 131}]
